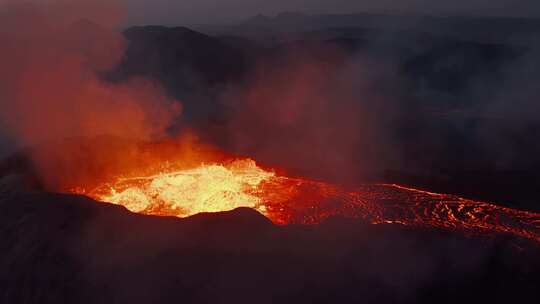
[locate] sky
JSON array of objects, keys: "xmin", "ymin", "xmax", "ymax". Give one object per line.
[{"xmin": 124, "ymin": 0, "xmax": 540, "ymax": 25}]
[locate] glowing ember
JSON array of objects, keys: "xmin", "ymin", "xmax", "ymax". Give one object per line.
[{"xmin": 72, "ymin": 158, "xmax": 540, "ymax": 243}]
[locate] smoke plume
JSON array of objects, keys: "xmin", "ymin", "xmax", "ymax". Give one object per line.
[
  {"xmin": 0, "ymin": 0, "xmax": 181, "ymax": 186},
  {"xmin": 0, "ymin": 0, "xmax": 181, "ymax": 145},
  {"xmin": 219, "ymin": 46, "xmax": 400, "ymax": 183}
]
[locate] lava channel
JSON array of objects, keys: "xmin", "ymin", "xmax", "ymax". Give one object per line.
[{"xmin": 70, "ymin": 158, "xmax": 540, "ymax": 243}]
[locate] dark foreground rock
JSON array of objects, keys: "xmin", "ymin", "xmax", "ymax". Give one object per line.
[{"xmin": 1, "ymin": 176, "xmax": 539, "ymax": 304}]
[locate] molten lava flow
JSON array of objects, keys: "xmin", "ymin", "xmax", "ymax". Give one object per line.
[
  {"xmin": 72, "ymin": 158, "xmax": 540, "ymax": 243},
  {"xmin": 82, "ymin": 159, "xmax": 274, "ymax": 217}
]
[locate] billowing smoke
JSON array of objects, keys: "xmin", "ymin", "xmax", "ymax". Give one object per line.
[
  {"xmin": 0, "ymin": 0, "xmax": 181, "ymax": 186},
  {"xmin": 0, "ymin": 0, "xmax": 181, "ymax": 146},
  {"xmin": 219, "ymin": 46, "xmax": 400, "ymax": 183}
]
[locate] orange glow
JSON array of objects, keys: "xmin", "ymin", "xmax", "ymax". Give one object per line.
[
  {"xmin": 70, "ymin": 153, "xmax": 540, "ymax": 243},
  {"xmin": 85, "ymin": 159, "xmax": 274, "ymax": 217}
]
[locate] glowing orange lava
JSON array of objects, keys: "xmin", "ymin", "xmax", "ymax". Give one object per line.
[
  {"xmin": 72, "ymin": 158, "xmax": 540, "ymax": 243},
  {"xmin": 84, "ymin": 159, "xmax": 274, "ymax": 217}
]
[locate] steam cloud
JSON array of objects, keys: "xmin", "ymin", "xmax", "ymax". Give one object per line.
[
  {"xmin": 0, "ymin": 0, "xmax": 181, "ymax": 148},
  {"xmin": 0, "ymin": 0, "xmax": 182, "ymax": 187}
]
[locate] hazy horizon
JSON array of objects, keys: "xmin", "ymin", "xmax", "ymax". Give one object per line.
[{"xmin": 125, "ymin": 0, "xmax": 540, "ymax": 26}]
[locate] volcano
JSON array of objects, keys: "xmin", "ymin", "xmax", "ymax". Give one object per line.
[
  {"xmin": 2, "ymin": 3, "xmax": 540, "ymax": 302},
  {"xmin": 1, "ymin": 139, "xmax": 540, "ymax": 303}
]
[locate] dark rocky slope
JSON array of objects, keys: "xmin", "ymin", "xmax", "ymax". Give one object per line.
[{"xmin": 1, "ymin": 175, "xmax": 539, "ymax": 304}]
